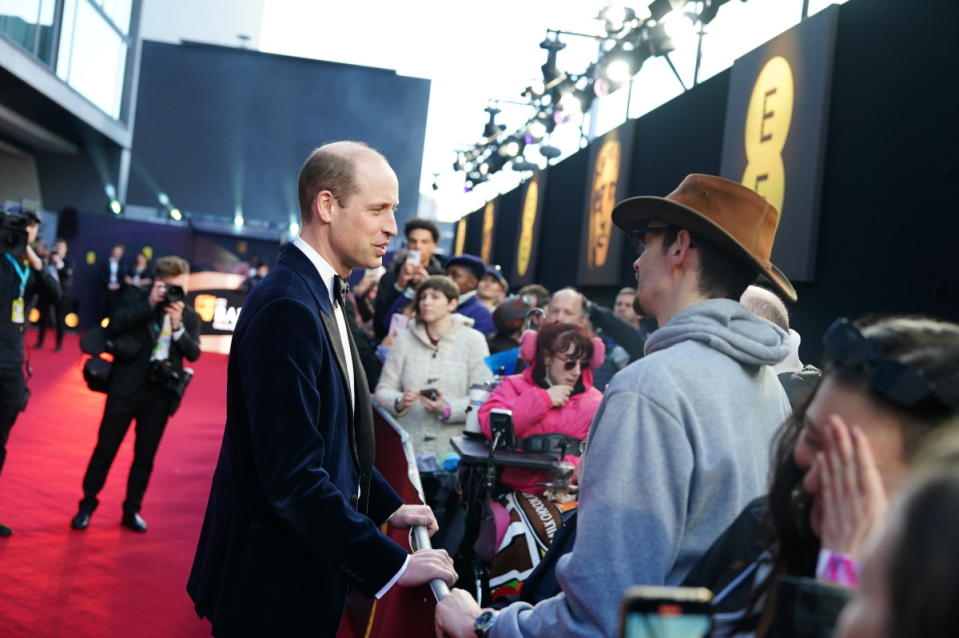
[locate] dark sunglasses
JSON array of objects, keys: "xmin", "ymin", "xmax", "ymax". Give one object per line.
[
  {"xmin": 557, "ymin": 356, "xmax": 590, "ymax": 372},
  {"xmin": 627, "ymin": 224, "xmax": 680, "ymax": 255},
  {"xmin": 823, "ymin": 318, "xmax": 938, "ymax": 408}
]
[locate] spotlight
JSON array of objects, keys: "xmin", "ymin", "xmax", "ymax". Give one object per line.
[
  {"xmin": 524, "ymin": 80, "xmax": 546, "ymax": 98},
  {"xmin": 600, "ymin": 4, "xmax": 636, "ymax": 34},
  {"xmin": 483, "ymin": 106, "xmax": 503, "ymax": 139},
  {"xmin": 498, "ymin": 139, "xmax": 522, "ymax": 158},
  {"xmin": 648, "ymin": 0, "xmax": 674, "ymax": 21},
  {"xmin": 478, "ymin": 162, "xmax": 490, "ymax": 177},
  {"xmin": 604, "ymin": 58, "xmax": 633, "ymax": 84},
  {"xmin": 644, "ymin": 21, "xmax": 675, "ymax": 56},
  {"xmin": 169, "ymin": 207, "xmax": 183, "ymax": 221},
  {"xmin": 289, "ymin": 220, "xmax": 301, "ymax": 236},
  {"xmin": 540, "ymin": 145, "xmax": 562, "ymax": 160},
  {"xmin": 108, "ymin": 200, "xmax": 123, "ymax": 215},
  {"xmin": 539, "ymin": 34, "xmax": 567, "ymax": 85},
  {"xmin": 157, "ymin": 192, "xmax": 171, "ymax": 207},
  {"xmin": 512, "ymin": 159, "xmax": 540, "ymax": 172},
  {"xmin": 65, "ymin": 312, "xmax": 79, "ymax": 329},
  {"xmin": 526, "ymin": 120, "xmax": 548, "ymax": 141},
  {"xmin": 558, "ymin": 90, "xmax": 584, "ymax": 115}
]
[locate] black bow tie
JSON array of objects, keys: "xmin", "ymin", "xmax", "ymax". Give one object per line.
[{"xmin": 332, "ymin": 275, "xmax": 349, "ymax": 307}]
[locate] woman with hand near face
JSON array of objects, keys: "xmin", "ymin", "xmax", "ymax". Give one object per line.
[
  {"xmin": 683, "ymin": 315, "xmax": 959, "ymax": 638},
  {"xmin": 838, "ymin": 431, "xmax": 959, "ymax": 638},
  {"xmin": 374, "ymin": 275, "xmax": 492, "ymax": 458}
]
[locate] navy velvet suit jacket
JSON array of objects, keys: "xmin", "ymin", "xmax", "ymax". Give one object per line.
[{"xmin": 187, "ymin": 244, "xmax": 407, "ymax": 637}]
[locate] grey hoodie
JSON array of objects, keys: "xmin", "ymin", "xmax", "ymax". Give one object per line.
[{"xmin": 491, "ymin": 299, "xmax": 792, "ymax": 638}]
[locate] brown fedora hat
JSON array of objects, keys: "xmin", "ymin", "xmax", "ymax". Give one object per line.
[{"xmin": 611, "ymin": 174, "xmax": 797, "ymax": 302}]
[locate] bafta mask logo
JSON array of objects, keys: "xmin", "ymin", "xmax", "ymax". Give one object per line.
[
  {"xmin": 742, "ymin": 55, "xmax": 794, "ymax": 213},
  {"xmin": 194, "ymin": 294, "xmax": 218, "ymax": 323},
  {"xmin": 588, "ymin": 136, "xmax": 621, "ymax": 268},
  {"xmin": 481, "ymin": 202, "xmax": 495, "ymax": 264},
  {"xmin": 516, "ymin": 177, "xmax": 539, "ymax": 277}
]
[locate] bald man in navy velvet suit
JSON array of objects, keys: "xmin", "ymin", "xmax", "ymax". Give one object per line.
[{"xmin": 188, "ymin": 142, "xmax": 456, "ymax": 636}]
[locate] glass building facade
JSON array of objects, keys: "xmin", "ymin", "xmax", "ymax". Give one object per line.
[{"xmin": 0, "ymin": 0, "xmax": 135, "ymax": 119}]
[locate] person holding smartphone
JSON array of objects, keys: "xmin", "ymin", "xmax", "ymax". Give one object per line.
[
  {"xmin": 373, "ymin": 218, "xmax": 444, "ymax": 340},
  {"xmin": 374, "ymin": 275, "xmax": 492, "ymax": 457}
]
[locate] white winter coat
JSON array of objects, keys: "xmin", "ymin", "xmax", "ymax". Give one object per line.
[{"xmin": 374, "ymin": 313, "xmax": 492, "ymax": 457}]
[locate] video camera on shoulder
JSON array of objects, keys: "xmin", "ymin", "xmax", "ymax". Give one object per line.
[{"xmin": 0, "ymin": 203, "xmax": 33, "ymax": 256}]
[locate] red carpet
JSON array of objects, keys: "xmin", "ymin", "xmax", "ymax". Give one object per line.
[{"xmin": 0, "ymin": 333, "xmax": 225, "ymax": 637}]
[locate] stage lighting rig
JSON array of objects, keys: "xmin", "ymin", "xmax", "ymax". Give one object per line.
[
  {"xmin": 483, "ymin": 106, "xmax": 505, "ymax": 139},
  {"xmin": 539, "ymin": 34, "xmax": 567, "ymax": 86}
]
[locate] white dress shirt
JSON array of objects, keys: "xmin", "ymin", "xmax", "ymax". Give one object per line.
[
  {"xmin": 292, "ymin": 237, "xmax": 355, "ymax": 410},
  {"xmin": 291, "ymin": 238, "xmax": 408, "ymax": 598}
]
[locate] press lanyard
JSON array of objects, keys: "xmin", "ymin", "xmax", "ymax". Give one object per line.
[{"xmin": 5, "ymin": 254, "xmax": 29, "ymax": 299}]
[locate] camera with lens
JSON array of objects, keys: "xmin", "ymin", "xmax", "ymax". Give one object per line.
[
  {"xmin": 0, "ymin": 204, "xmax": 31, "ymax": 256},
  {"xmin": 161, "ymin": 283, "xmax": 185, "ymax": 307},
  {"xmin": 146, "ymin": 359, "xmax": 193, "ymax": 396}
]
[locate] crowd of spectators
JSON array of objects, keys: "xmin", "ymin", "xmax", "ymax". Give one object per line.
[{"xmin": 328, "ymin": 177, "xmax": 959, "ymax": 638}]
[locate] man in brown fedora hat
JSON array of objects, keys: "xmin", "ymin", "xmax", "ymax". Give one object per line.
[{"xmin": 436, "ymin": 175, "xmax": 794, "ymax": 638}]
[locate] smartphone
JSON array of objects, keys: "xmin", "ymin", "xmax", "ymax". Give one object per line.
[
  {"xmin": 388, "ymin": 313, "xmax": 409, "ymax": 336},
  {"xmin": 620, "ymin": 586, "xmax": 713, "ymax": 638},
  {"xmin": 406, "ymin": 249, "xmax": 422, "ymax": 266},
  {"xmin": 420, "ymin": 388, "xmax": 439, "ymax": 401}
]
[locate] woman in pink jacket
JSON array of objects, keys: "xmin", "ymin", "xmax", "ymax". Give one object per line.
[{"xmin": 479, "ymin": 321, "xmax": 605, "ymax": 496}]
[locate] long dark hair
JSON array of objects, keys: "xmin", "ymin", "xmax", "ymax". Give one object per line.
[
  {"xmin": 530, "ymin": 321, "xmax": 594, "ymax": 390},
  {"xmin": 750, "ymin": 315, "xmax": 959, "ymax": 635}
]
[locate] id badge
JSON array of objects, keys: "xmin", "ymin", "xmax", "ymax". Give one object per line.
[{"xmin": 11, "ymin": 298, "xmax": 24, "ymax": 324}]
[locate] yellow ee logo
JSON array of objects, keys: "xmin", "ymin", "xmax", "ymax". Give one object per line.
[
  {"xmin": 588, "ymin": 136, "xmax": 621, "ymax": 268},
  {"xmin": 481, "ymin": 202, "xmax": 495, "ymax": 264},
  {"xmin": 516, "ymin": 177, "xmax": 539, "ymax": 277},
  {"xmin": 742, "ymin": 56, "xmax": 794, "ymax": 213}
]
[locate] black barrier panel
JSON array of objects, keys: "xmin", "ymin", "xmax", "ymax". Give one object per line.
[
  {"xmin": 187, "ymin": 289, "xmax": 246, "ymax": 336},
  {"xmin": 621, "ymin": 70, "xmax": 731, "ymax": 288},
  {"xmin": 577, "ymin": 121, "xmax": 635, "ymax": 286},
  {"xmin": 491, "ymin": 186, "xmax": 523, "ymax": 287},
  {"xmin": 720, "ymin": 6, "xmax": 839, "ymax": 282},
  {"xmin": 786, "ymin": 0, "xmax": 959, "ymax": 364},
  {"xmin": 452, "ymin": 215, "xmax": 468, "ymax": 258},
  {"xmin": 536, "ymin": 148, "xmax": 589, "ymax": 293},
  {"xmin": 508, "ymin": 173, "xmax": 547, "ymax": 288},
  {"xmin": 463, "ymin": 205, "xmax": 486, "ymax": 257}
]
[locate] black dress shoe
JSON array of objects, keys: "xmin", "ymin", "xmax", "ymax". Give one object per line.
[
  {"xmin": 71, "ymin": 510, "xmax": 92, "ymax": 530},
  {"xmin": 0, "ymin": 523, "xmax": 12, "ymax": 537},
  {"xmin": 121, "ymin": 512, "xmax": 147, "ymax": 533}
]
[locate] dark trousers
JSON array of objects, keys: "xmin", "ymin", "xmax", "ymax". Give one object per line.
[
  {"xmin": 0, "ymin": 367, "xmax": 25, "ymax": 476},
  {"xmin": 36, "ymin": 296, "xmax": 67, "ymax": 348},
  {"xmin": 80, "ymin": 383, "xmax": 172, "ymax": 514}
]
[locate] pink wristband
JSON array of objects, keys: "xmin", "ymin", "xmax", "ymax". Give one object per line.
[
  {"xmin": 816, "ymin": 549, "xmax": 860, "ymax": 588},
  {"xmin": 441, "ymin": 402, "xmax": 451, "ymax": 421}
]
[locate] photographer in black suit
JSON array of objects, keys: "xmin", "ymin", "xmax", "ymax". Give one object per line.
[
  {"xmin": 72, "ymin": 256, "xmax": 200, "ymax": 533},
  {"xmin": 0, "ymin": 208, "xmax": 60, "ymax": 536}
]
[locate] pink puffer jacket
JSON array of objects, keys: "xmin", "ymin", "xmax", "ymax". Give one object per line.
[{"xmin": 478, "ymin": 365, "xmax": 603, "ymax": 495}]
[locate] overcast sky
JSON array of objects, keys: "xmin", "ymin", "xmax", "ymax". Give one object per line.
[{"xmin": 258, "ymin": 0, "xmax": 848, "ymax": 221}]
